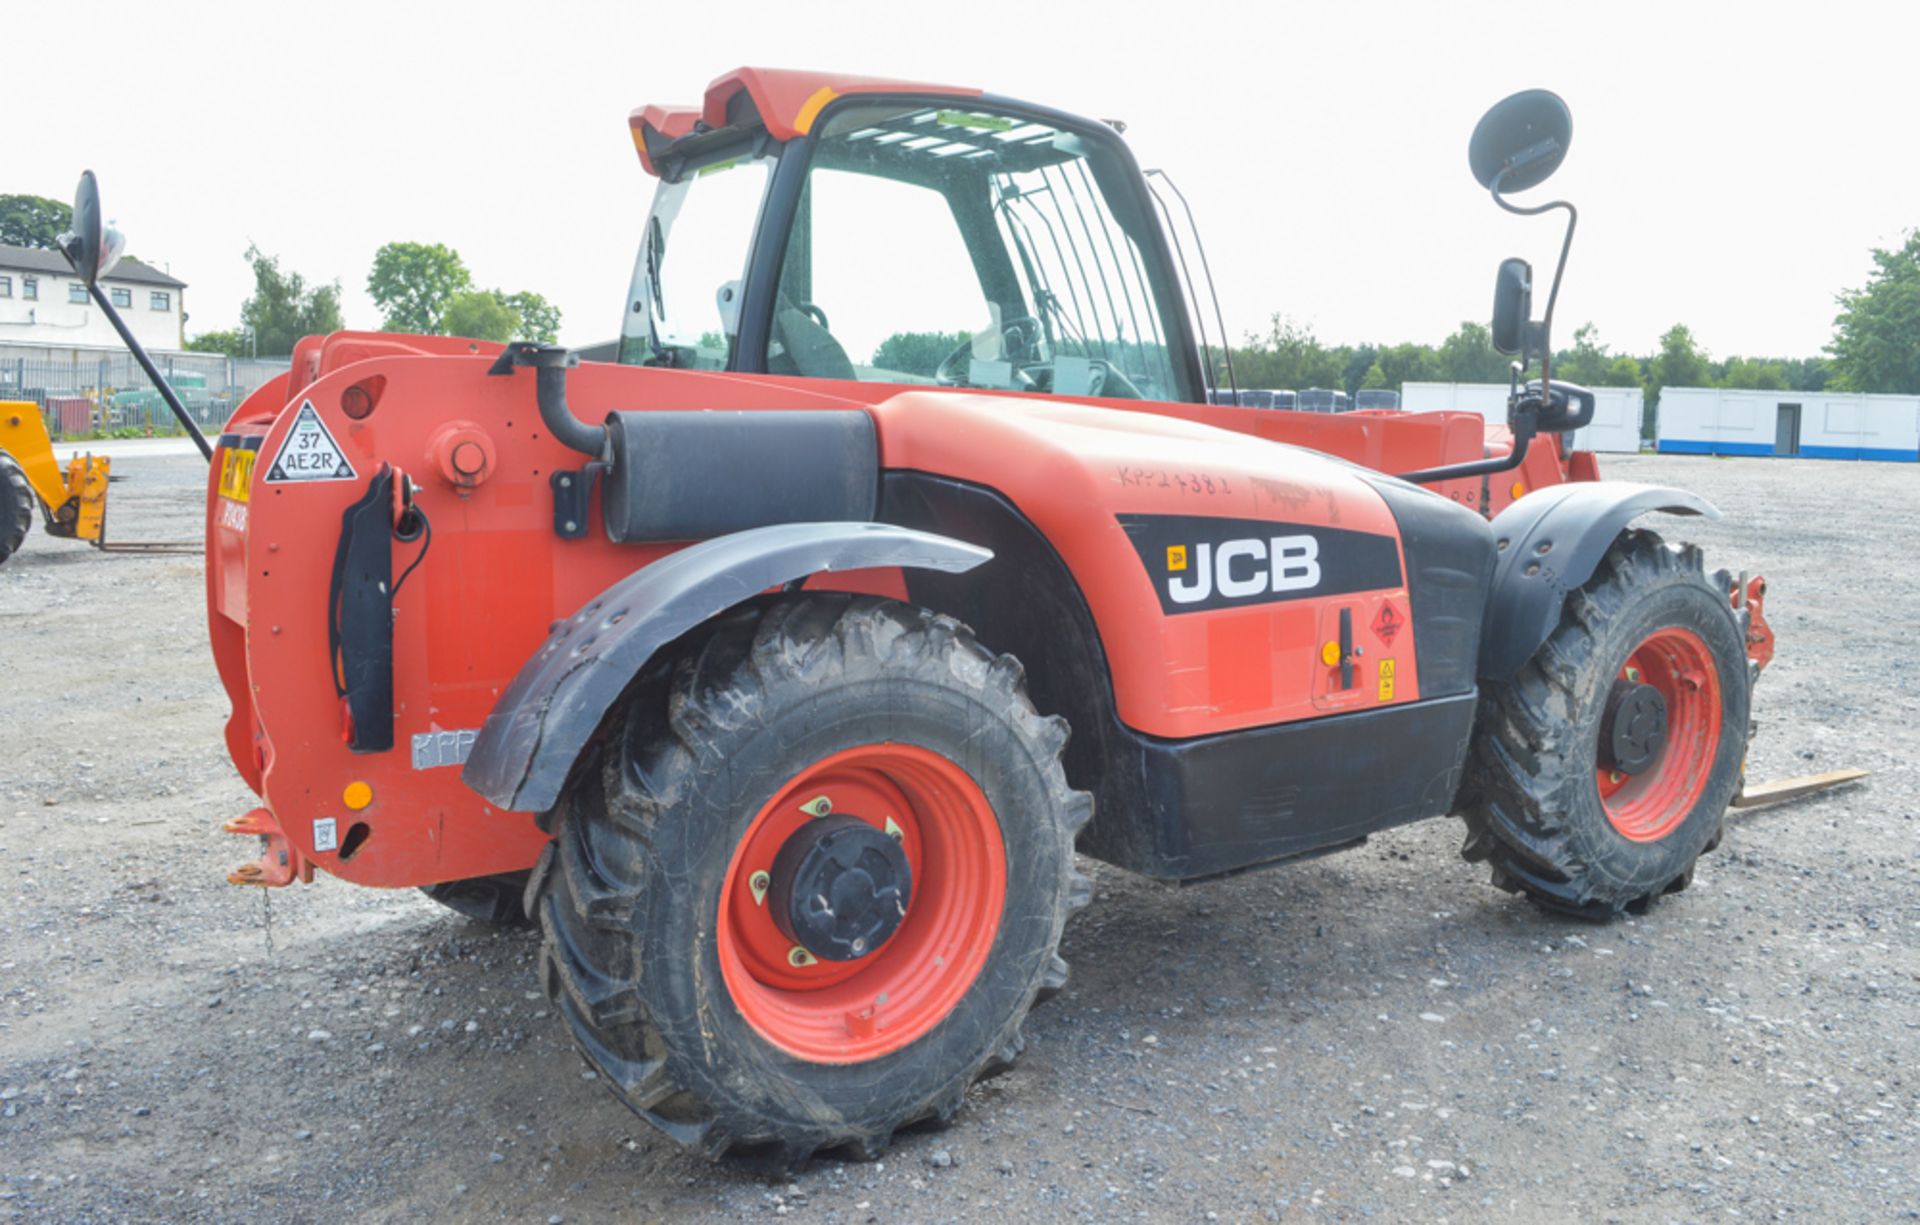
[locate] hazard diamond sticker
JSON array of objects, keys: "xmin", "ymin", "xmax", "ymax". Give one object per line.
[
  {"xmin": 1371, "ymin": 602, "xmax": 1404, "ymax": 646},
  {"xmin": 264, "ymin": 402, "xmax": 356, "ymax": 483}
]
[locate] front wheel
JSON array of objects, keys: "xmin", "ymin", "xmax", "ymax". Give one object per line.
[
  {"xmin": 1459, "ymin": 529, "xmax": 1750, "ymax": 918},
  {"xmin": 532, "ymin": 595, "xmax": 1091, "ymax": 1162},
  {"xmin": 1, "ymin": 452, "xmax": 33, "ymax": 566}
]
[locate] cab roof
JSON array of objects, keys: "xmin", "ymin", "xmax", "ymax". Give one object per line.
[{"xmin": 629, "ymin": 67, "xmax": 981, "ymax": 176}]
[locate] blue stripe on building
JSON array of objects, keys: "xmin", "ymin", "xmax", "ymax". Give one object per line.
[{"xmin": 1660, "ymin": 439, "xmax": 1917, "ymax": 461}]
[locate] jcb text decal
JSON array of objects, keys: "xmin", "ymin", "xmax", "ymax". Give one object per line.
[{"xmin": 1118, "ymin": 513, "xmax": 1403, "ymax": 615}]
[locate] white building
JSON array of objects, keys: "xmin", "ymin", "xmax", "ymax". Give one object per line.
[
  {"xmin": 1401, "ymin": 381, "xmax": 1645, "ymax": 453},
  {"xmin": 0, "ymin": 243, "xmax": 188, "ymax": 352},
  {"xmin": 1656, "ymin": 387, "xmax": 1920, "ymax": 462}
]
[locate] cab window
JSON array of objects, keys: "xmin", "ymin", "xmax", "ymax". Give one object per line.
[{"xmin": 763, "ymin": 104, "xmax": 1192, "ymax": 402}]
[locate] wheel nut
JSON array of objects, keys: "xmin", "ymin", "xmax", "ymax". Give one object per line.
[
  {"xmin": 1609, "ymin": 770, "xmax": 1624, "ymax": 784},
  {"xmin": 800, "ymin": 795, "xmax": 833, "ymax": 818},
  {"xmin": 748, "ymin": 871, "xmax": 770, "ymax": 906},
  {"xmin": 788, "ymin": 946, "xmax": 817, "ymax": 968}
]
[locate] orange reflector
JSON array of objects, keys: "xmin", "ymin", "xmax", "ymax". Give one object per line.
[
  {"xmin": 1320, "ymin": 641, "xmax": 1342, "ymax": 667},
  {"xmin": 343, "ymin": 781, "xmax": 373, "ymax": 811},
  {"xmin": 1510, "ymin": 482, "xmax": 1527, "ymax": 500}
]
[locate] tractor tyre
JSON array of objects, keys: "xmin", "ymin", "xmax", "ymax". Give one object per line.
[
  {"xmin": 1459, "ymin": 529, "xmax": 1749, "ymax": 919},
  {"xmin": 531, "ymin": 594, "xmax": 1092, "ymax": 1163},
  {"xmin": 419, "ymin": 872, "xmax": 533, "ymax": 927},
  {"xmin": 0, "ymin": 452, "xmax": 32, "ymax": 566}
]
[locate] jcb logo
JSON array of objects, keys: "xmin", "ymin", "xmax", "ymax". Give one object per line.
[
  {"xmin": 1119, "ymin": 511, "xmax": 1403, "ymax": 616},
  {"xmin": 1167, "ymin": 536, "xmax": 1322, "ymax": 605}
]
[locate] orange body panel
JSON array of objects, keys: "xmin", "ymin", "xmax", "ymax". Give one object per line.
[{"xmin": 205, "ymin": 352, "xmax": 1447, "ymax": 889}]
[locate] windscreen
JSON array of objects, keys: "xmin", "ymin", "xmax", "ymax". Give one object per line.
[
  {"xmin": 619, "ymin": 149, "xmax": 774, "ymax": 368},
  {"xmin": 763, "ymin": 104, "xmax": 1194, "ymax": 401}
]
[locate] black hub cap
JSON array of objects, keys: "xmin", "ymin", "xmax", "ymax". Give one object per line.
[
  {"xmin": 1600, "ymin": 680, "xmax": 1668, "ymax": 774},
  {"xmin": 767, "ymin": 814, "xmax": 913, "ymax": 962}
]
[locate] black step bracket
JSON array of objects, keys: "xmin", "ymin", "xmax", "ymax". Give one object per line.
[{"xmin": 551, "ymin": 462, "xmax": 604, "ymax": 539}]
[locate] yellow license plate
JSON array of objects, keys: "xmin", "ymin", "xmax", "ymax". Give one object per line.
[{"xmin": 219, "ymin": 448, "xmax": 256, "ymax": 502}]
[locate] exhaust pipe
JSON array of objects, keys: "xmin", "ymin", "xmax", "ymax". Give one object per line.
[{"xmin": 487, "ymin": 343, "xmax": 607, "ymax": 459}]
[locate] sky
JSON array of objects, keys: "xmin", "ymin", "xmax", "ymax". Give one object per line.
[{"xmin": 12, "ymin": 0, "xmax": 1917, "ymax": 360}]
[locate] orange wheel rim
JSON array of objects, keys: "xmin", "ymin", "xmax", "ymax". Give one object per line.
[
  {"xmin": 717, "ymin": 743, "xmax": 1006, "ymax": 1063},
  {"xmin": 1596, "ymin": 626, "xmax": 1723, "ymax": 842}
]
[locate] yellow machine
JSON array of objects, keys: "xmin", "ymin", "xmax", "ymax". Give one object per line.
[{"xmin": 1, "ymin": 400, "xmax": 112, "ymax": 566}]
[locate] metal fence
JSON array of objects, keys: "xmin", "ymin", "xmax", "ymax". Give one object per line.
[{"xmin": 0, "ymin": 343, "xmax": 291, "ymax": 438}]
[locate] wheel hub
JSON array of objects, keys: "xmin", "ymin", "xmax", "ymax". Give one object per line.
[
  {"xmin": 767, "ymin": 814, "xmax": 912, "ymax": 962},
  {"xmin": 1601, "ymin": 680, "xmax": 1668, "ymax": 774}
]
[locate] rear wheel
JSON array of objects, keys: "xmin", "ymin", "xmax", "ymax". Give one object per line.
[
  {"xmin": 419, "ymin": 872, "xmax": 532, "ymax": 926},
  {"xmin": 0, "ymin": 452, "xmax": 32, "ymax": 566},
  {"xmin": 532, "ymin": 595, "xmax": 1091, "ymax": 1162},
  {"xmin": 1460, "ymin": 530, "xmax": 1749, "ymax": 918}
]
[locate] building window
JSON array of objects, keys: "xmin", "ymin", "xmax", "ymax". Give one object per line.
[
  {"xmin": 111, "ymin": 287, "xmax": 132, "ymax": 308},
  {"xmin": 70, "ymin": 282, "xmax": 89, "ymax": 304},
  {"xmin": 150, "ymin": 291, "xmax": 171, "ymax": 311},
  {"xmin": 22, "ymin": 276, "xmax": 37, "ymax": 301},
  {"xmin": 0, "ymin": 276, "xmax": 11, "ymax": 298}
]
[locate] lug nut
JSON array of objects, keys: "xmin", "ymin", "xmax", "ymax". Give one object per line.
[
  {"xmin": 800, "ymin": 795, "xmax": 833, "ymax": 818},
  {"xmin": 788, "ymin": 946, "xmax": 817, "ymax": 968},
  {"xmin": 748, "ymin": 870, "xmax": 770, "ymax": 906}
]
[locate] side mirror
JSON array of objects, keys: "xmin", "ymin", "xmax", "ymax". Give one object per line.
[
  {"xmin": 58, "ymin": 170, "xmax": 126, "ymax": 288},
  {"xmin": 1469, "ymin": 90, "xmax": 1573, "ymax": 194},
  {"xmin": 1490, "ymin": 258, "xmax": 1532, "ymax": 356}
]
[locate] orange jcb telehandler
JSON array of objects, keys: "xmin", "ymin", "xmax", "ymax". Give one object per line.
[{"xmin": 66, "ymin": 72, "xmax": 1802, "ymax": 1163}]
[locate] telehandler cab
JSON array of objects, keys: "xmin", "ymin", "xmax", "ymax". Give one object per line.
[{"xmin": 70, "ymin": 72, "xmax": 1778, "ymax": 1162}]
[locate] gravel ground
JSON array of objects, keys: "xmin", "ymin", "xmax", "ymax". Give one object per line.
[{"xmin": 0, "ymin": 451, "xmax": 1915, "ymax": 1224}]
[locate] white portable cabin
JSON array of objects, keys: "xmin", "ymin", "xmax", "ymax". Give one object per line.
[
  {"xmin": 1399, "ymin": 382, "xmax": 1645, "ymax": 453},
  {"xmin": 1656, "ymin": 388, "xmax": 1920, "ymax": 461}
]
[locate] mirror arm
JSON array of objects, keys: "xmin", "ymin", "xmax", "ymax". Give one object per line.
[
  {"xmin": 1489, "ymin": 173, "xmax": 1579, "ymax": 398},
  {"xmin": 86, "ymin": 283, "xmax": 213, "ymax": 462},
  {"xmin": 1394, "ymin": 405, "xmax": 1538, "ymax": 486}
]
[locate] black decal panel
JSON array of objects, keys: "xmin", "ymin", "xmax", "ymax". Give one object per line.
[{"xmin": 1118, "ymin": 513, "xmax": 1404, "ymax": 615}]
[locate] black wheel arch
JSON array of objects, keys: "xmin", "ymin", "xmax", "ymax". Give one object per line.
[
  {"xmin": 1480, "ymin": 482, "xmax": 1720, "ymax": 683},
  {"xmin": 462, "ymin": 521, "xmax": 992, "ymax": 813}
]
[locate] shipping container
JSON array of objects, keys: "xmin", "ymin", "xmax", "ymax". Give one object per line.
[
  {"xmin": 1656, "ymin": 388, "xmax": 1919, "ymax": 461},
  {"xmin": 1400, "ymin": 382, "xmax": 1644, "ymax": 453}
]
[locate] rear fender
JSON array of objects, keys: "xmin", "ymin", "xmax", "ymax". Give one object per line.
[
  {"xmin": 1479, "ymin": 482, "xmax": 1719, "ymax": 682},
  {"xmin": 463, "ymin": 521, "xmax": 991, "ymax": 812}
]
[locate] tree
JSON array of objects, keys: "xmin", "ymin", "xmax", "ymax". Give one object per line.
[
  {"xmin": 1828, "ymin": 230, "xmax": 1920, "ymax": 393},
  {"xmin": 1358, "ymin": 361, "xmax": 1388, "ymax": 390},
  {"xmin": 1600, "ymin": 355, "xmax": 1646, "ymax": 389},
  {"xmin": 1716, "ymin": 357, "xmax": 1788, "ymax": 390},
  {"xmin": 1779, "ymin": 356, "xmax": 1832, "ymax": 392},
  {"xmin": 1645, "ymin": 323, "xmax": 1710, "ymax": 440},
  {"xmin": 1374, "ymin": 341, "xmax": 1437, "ymax": 390},
  {"xmin": 368, "ymin": 241, "xmax": 471, "ymax": 334},
  {"xmin": 502, "ymin": 291, "xmax": 561, "ymax": 344},
  {"xmin": 0, "ymin": 193, "xmax": 71, "ymax": 249},
  {"xmin": 871, "ymin": 330, "xmax": 972, "ymax": 377},
  {"xmin": 237, "ymin": 245, "xmax": 344, "ymax": 357},
  {"xmin": 1232, "ymin": 315, "xmax": 1346, "ymax": 392},
  {"xmin": 441, "ymin": 290, "xmax": 520, "ymax": 344},
  {"xmin": 1434, "ymin": 321, "xmax": 1511, "ymax": 384},
  {"xmin": 185, "ymin": 329, "xmax": 247, "ymax": 357}
]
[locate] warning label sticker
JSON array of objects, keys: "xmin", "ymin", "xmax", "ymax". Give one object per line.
[
  {"xmin": 264, "ymin": 402, "xmax": 356, "ymax": 483},
  {"xmin": 313, "ymin": 817, "xmax": 339, "ymax": 853},
  {"xmin": 1371, "ymin": 602, "xmax": 1404, "ymax": 647}
]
